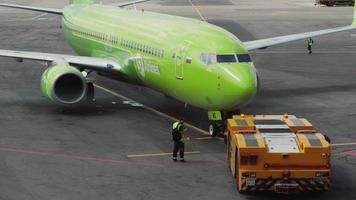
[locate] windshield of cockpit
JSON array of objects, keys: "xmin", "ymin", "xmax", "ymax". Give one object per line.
[{"xmin": 200, "ymin": 53, "xmax": 252, "ymax": 65}]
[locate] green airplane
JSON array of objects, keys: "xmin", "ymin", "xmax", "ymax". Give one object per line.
[{"xmin": 0, "ymin": 0, "xmax": 355, "ymax": 135}]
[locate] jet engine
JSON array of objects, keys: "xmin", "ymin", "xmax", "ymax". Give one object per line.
[{"xmin": 41, "ymin": 65, "xmax": 88, "ymax": 104}]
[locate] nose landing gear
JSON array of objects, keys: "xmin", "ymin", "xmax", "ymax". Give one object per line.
[
  {"xmin": 208, "ymin": 121, "xmax": 224, "ymax": 137},
  {"xmin": 208, "ymin": 110, "xmax": 241, "ymax": 137}
]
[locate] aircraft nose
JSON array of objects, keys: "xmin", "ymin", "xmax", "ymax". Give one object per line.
[{"xmin": 219, "ymin": 63, "xmax": 257, "ymax": 109}]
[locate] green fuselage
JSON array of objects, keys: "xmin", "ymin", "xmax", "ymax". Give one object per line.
[{"xmin": 61, "ymin": 4, "xmax": 257, "ymax": 111}]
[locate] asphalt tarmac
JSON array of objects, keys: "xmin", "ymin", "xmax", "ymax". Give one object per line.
[{"xmin": 0, "ymin": 0, "xmax": 355, "ymax": 199}]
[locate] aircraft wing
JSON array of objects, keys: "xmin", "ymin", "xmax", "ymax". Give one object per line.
[
  {"xmin": 243, "ymin": 25, "xmax": 355, "ymax": 51},
  {"xmin": 0, "ymin": 3, "xmax": 62, "ymax": 15},
  {"xmin": 0, "ymin": 1, "xmax": 151, "ymax": 13},
  {"xmin": 0, "ymin": 49, "xmax": 121, "ymax": 73},
  {"xmin": 112, "ymin": 0, "xmax": 151, "ymax": 7},
  {"xmin": 243, "ymin": 3, "xmax": 356, "ymax": 51}
]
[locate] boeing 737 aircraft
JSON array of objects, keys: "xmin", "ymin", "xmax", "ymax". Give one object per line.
[{"xmin": 0, "ymin": 0, "xmax": 355, "ymax": 135}]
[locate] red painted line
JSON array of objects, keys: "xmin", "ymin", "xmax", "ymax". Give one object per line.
[
  {"xmin": 0, "ymin": 147, "xmax": 226, "ymax": 168},
  {"xmin": 335, "ymin": 149, "xmax": 356, "ymax": 157}
]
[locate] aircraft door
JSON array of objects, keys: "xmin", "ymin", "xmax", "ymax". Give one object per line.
[{"xmin": 174, "ymin": 47, "xmax": 186, "ymax": 80}]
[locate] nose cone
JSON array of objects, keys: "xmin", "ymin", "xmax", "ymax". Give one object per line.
[{"xmin": 218, "ymin": 63, "xmax": 257, "ymax": 110}]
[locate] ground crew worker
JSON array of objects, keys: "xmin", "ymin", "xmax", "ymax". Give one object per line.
[
  {"xmin": 172, "ymin": 119, "xmax": 189, "ymax": 162},
  {"xmin": 307, "ymin": 38, "xmax": 314, "ymax": 54}
]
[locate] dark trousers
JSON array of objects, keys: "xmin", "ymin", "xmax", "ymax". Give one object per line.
[
  {"xmin": 173, "ymin": 141, "xmax": 184, "ymax": 159},
  {"xmin": 308, "ymin": 45, "xmax": 312, "ymax": 53}
]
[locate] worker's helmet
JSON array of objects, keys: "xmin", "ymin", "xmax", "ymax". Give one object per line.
[{"xmin": 179, "ymin": 118, "xmax": 184, "ymax": 124}]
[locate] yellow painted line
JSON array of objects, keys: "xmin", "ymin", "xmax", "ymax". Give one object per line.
[
  {"xmin": 331, "ymin": 142, "xmax": 356, "ymax": 147},
  {"xmin": 94, "ymin": 84, "xmax": 210, "ymax": 136},
  {"xmin": 195, "ymin": 137, "xmax": 215, "ymax": 140},
  {"xmin": 127, "ymin": 151, "xmax": 201, "ymax": 158},
  {"xmin": 195, "ymin": 136, "xmax": 225, "ymax": 141},
  {"xmin": 188, "ymin": 0, "xmax": 206, "ymax": 22}
]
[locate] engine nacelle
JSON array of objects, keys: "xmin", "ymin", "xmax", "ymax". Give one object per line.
[{"xmin": 41, "ymin": 65, "xmax": 87, "ymax": 104}]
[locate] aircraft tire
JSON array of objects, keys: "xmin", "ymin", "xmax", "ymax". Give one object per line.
[{"xmin": 209, "ymin": 123, "xmax": 219, "ymax": 137}]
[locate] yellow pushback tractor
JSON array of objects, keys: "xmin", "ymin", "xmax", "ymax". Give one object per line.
[{"xmin": 226, "ymin": 114, "xmax": 331, "ymax": 194}]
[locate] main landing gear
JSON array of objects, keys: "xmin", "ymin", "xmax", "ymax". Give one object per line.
[
  {"xmin": 80, "ymin": 70, "xmax": 95, "ymax": 103},
  {"xmin": 86, "ymin": 82, "xmax": 95, "ymax": 102}
]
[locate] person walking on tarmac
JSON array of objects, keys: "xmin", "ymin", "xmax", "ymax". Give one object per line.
[
  {"xmin": 307, "ymin": 37, "xmax": 314, "ymax": 54},
  {"xmin": 172, "ymin": 119, "xmax": 189, "ymax": 162}
]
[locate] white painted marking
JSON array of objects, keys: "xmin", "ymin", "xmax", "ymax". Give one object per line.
[
  {"xmin": 256, "ymin": 124, "xmax": 289, "ymax": 129},
  {"xmin": 122, "ymin": 100, "xmax": 143, "ymax": 107},
  {"xmin": 31, "ymin": 13, "xmax": 47, "ymax": 20},
  {"xmin": 37, "ymin": 18, "xmax": 52, "ymax": 21},
  {"xmin": 3, "ymin": 13, "xmax": 54, "ymax": 22}
]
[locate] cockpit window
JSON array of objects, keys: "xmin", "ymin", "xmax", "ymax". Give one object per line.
[
  {"xmin": 216, "ymin": 55, "xmax": 236, "ymax": 63},
  {"xmin": 207, "ymin": 54, "xmax": 217, "ymax": 65},
  {"xmin": 236, "ymin": 54, "xmax": 252, "ymax": 63},
  {"xmin": 200, "ymin": 53, "xmax": 208, "ymax": 64},
  {"xmin": 200, "ymin": 53, "xmax": 217, "ymax": 65},
  {"xmin": 200, "ymin": 53, "xmax": 252, "ymax": 65}
]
